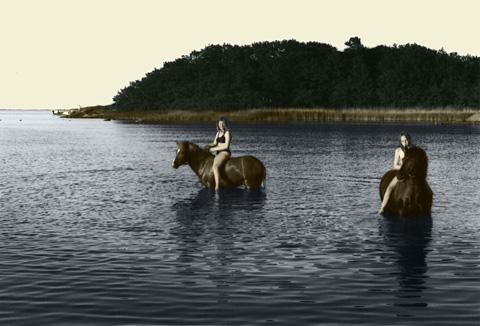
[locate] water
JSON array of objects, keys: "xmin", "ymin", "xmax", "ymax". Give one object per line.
[{"xmin": 1, "ymin": 110, "xmax": 479, "ymax": 325}]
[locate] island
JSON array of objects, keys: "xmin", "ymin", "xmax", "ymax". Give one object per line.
[{"xmin": 60, "ymin": 38, "xmax": 480, "ymax": 124}]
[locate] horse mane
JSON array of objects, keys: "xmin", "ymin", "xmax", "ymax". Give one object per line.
[
  {"xmin": 397, "ymin": 146, "xmax": 428, "ymax": 180},
  {"xmin": 179, "ymin": 141, "xmax": 213, "ymax": 158},
  {"xmin": 185, "ymin": 141, "xmax": 200, "ymax": 152}
]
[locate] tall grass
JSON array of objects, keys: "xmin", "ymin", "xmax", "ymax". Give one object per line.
[{"xmin": 67, "ymin": 106, "xmax": 480, "ymax": 123}]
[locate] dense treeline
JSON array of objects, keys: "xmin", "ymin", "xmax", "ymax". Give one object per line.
[{"xmin": 111, "ymin": 37, "xmax": 480, "ymax": 110}]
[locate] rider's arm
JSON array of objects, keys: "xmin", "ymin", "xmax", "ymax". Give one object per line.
[
  {"xmin": 205, "ymin": 132, "xmax": 219, "ymax": 150},
  {"xmin": 393, "ymin": 147, "xmax": 402, "ymax": 169},
  {"xmin": 210, "ymin": 131, "xmax": 230, "ymax": 151}
]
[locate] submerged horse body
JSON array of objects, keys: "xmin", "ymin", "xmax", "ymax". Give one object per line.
[
  {"xmin": 172, "ymin": 141, "xmax": 266, "ymax": 189},
  {"xmin": 379, "ymin": 146, "xmax": 433, "ymax": 218}
]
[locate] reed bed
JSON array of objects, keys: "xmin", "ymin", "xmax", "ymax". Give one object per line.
[{"xmin": 67, "ymin": 107, "xmax": 480, "ymax": 124}]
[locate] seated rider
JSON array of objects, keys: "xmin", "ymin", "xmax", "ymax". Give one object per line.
[
  {"xmin": 378, "ymin": 131, "xmax": 414, "ymax": 215},
  {"xmin": 204, "ymin": 117, "xmax": 231, "ymax": 190}
]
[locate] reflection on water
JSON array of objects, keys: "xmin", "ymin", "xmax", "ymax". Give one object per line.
[
  {"xmin": 170, "ymin": 187, "xmax": 267, "ymax": 274},
  {"xmin": 172, "ymin": 187, "xmax": 266, "ymax": 218},
  {"xmin": 171, "ymin": 187, "xmax": 267, "ymax": 244},
  {"xmin": 380, "ymin": 214, "xmax": 432, "ymax": 308}
]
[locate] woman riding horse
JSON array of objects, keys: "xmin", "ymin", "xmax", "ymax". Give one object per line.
[
  {"xmin": 172, "ymin": 141, "xmax": 266, "ymax": 189},
  {"xmin": 378, "ymin": 131, "xmax": 414, "ymax": 215},
  {"xmin": 204, "ymin": 117, "xmax": 231, "ymax": 190}
]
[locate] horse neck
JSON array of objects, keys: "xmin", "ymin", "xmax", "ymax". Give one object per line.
[{"xmin": 186, "ymin": 144, "xmax": 212, "ymax": 176}]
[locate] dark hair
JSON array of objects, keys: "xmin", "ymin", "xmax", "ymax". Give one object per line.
[
  {"xmin": 217, "ymin": 117, "xmax": 230, "ymax": 132},
  {"xmin": 400, "ymin": 131, "xmax": 413, "ymax": 150}
]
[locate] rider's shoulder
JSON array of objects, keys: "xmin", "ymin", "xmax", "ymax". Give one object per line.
[{"xmin": 395, "ymin": 147, "xmax": 404, "ymax": 154}]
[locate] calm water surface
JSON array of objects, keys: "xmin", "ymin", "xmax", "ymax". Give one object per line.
[{"xmin": 0, "ymin": 110, "xmax": 479, "ymax": 325}]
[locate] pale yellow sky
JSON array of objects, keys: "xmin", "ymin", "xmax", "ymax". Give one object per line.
[{"xmin": 1, "ymin": 0, "xmax": 479, "ymax": 109}]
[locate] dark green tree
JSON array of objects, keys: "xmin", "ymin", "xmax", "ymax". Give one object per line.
[{"xmin": 111, "ymin": 39, "xmax": 480, "ymax": 110}]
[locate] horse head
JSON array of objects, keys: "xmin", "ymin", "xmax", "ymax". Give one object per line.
[
  {"xmin": 172, "ymin": 141, "xmax": 190, "ymax": 169},
  {"xmin": 172, "ymin": 141, "xmax": 209, "ymax": 169},
  {"xmin": 397, "ymin": 146, "xmax": 428, "ymax": 181}
]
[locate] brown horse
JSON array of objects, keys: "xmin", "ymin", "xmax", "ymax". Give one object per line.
[
  {"xmin": 379, "ymin": 146, "xmax": 433, "ymax": 218},
  {"xmin": 172, "ymin": 141, "xmax": 266, "ymax": 189}
]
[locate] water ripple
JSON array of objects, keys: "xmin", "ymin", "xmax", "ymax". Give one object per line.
[{"xmin": 0, "ymin": 113, "xmax": 479, "ymax": 325}]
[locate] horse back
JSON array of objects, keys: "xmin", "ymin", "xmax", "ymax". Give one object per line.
[
  {"xmin": 226, "ymin": 155, "xmax": 265, "ymax": 170},
  {"xmin": 395, "ymin": 179, "xmax": 433, "ymax": 218},
  {"xmin": 380, "ymin": 169, "xmax": 433, "ymax": 218},
  {"xmin": 224, "ymin": 155, "xmax": 266, "ymax": 188}
]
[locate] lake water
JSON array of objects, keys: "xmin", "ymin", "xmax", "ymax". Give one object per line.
[{"xmin": 0, "ymin": 110, "xmax": 479, "ymax": 325}]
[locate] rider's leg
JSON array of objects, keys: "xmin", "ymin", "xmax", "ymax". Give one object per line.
[
  {"xmin": 212, "ymin": 152, "xmax": 230, "ymax": 190},
  {"xmin": 378, "ymin": 176, "xmax": 398, "ymax": 214}
]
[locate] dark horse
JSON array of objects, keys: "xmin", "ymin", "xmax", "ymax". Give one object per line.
[
  {"xmin": 379, "ymin": 146, "xmax": 433, "ymax": 218},
  {"xmin": 172, "ymin": 141, "xmax": 266, "ymax": 189}
]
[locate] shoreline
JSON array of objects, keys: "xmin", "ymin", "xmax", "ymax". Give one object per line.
[{"xmin": 62, "ymin": 106, "xmax": 480, "ymax": 124}]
